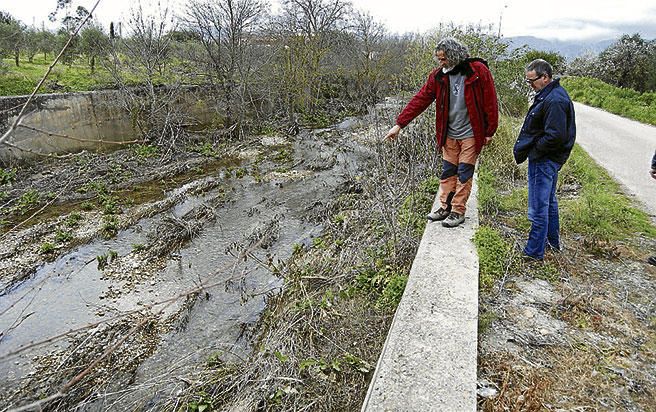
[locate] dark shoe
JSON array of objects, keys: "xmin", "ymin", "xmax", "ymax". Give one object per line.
[
  {"xmin": 442, "ymin": 212, "xmax": 465, "ymax": 227},
  {"xmin": 648, "ymin": 256, "xmax": 656, "ymax": 266},
  {"xmin": 427, "ymin": 206, "xmax": 451, "ymax": 221}
]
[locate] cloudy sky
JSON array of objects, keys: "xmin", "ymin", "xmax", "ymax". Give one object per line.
[{"xmin": 2, "ymin": 0, "xmax": 655, "ymax": 41}]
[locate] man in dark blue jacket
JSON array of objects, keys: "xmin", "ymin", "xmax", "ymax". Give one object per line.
[{"xmin": 513, "ymin": 59, "xmax": 576, "ymax": 260}]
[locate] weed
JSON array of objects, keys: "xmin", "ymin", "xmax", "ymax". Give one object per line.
[
  {"xmin": 80, "ymin": 201, "xmax": 94, "ymax": 211},
  {"xmin": 273, "ymin": 148, "xmax": 294, "ymax": 164},
  {"xmin": 532, "ymin": 262, "xmax": 560, "ymax": 283},
  {"xmin": 377, "ymin": 273, "xmax": 408, "ymax": 308},
  {"xmin": 133, "ymin": 144, "xmax": 159, "ymax": 159},
  {"xmin": 15, "ymin": 189, "xmax": 40, "ymax": 213},
  {"xmin": 132, "ymin": 243, "xmax": 146, "ymax": 252},
  {"xmin": 312, "ymin": 237, "xmax": 327, "ymax": 249},
  {"xmin": 65, "ymin": 213, "xmax": 83, "ymax": 227},
  {"xmin": 0, "ymin": 168, "xmax": 16, "ymax": 185},
  {"xmin": 355, "ymin": 263, "xmax": 408, "ymax": 309},
  {"xmin": 101, "ymin": 215, "xmax": 119, "ymax": 239},
  {"xmin": 398, "ymin": 176, "xmax": 440, "ymax": 236},
  {"xmin": 474, "ymin": 226, "xmax": 513, "ymax": 290},
  {"xmin": 108, "ymin": 249, "xmax": 118, "ymax": 262},
  {"xmin": 99, "ymin": 194, "xmax": 120, "ymax": 215},
  {"xmin": 235, "ymin": 168, "xmax": 246, "ymax": 178},
  {"xmin": 54, "ymin": 229, "xmax": 73, "ymax": 244},
  {"xmin": 478, "ymin": 309, "xmax": 498, "ymax": 335},
  {"xmin": 97, "ymin": 254, "xmax": 108, "ymax": 270},
  {"xmin": 192, "ymin": 142, "xmax": 219, "ymax": 158},
  {"xmin": 82, "ymin": 181, "xmax": 108, "ymax": 196},
  {"xmin": 40, "ymin": 242, "xmax": 55, "ymax": 254}
]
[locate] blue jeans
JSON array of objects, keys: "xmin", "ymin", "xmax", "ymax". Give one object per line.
[{"xmin": 525, "ymin": 158, "xmax": 561, "ymax": 259}]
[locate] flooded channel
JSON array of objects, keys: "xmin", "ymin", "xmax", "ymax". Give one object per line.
[{"xmin": 0, "ymin": 119, "xmax": 378, "ymax": 409}]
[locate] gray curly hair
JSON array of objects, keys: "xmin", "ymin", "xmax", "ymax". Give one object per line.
[{"xmin": 435, "ymin": 37, "xmax": 470, "ymax": 67}]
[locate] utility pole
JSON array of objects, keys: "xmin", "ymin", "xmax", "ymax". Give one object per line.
[{"xmin": 498, "ymin": 3, "xmax": 508, "ymax": 39}]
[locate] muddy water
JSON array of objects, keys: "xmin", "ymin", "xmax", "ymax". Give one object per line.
[{"xmin": 0, "ymin": 121, "xmax": 376, "ymax": 407}]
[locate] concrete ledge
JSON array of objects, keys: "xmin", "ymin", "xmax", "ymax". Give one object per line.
[{"xmin": 362, "ymin": 180, "xmax": 479, "ymax": 411}]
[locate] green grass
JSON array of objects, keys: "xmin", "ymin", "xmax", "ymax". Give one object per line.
[
  {"xmin": 1, "ymin": 56, "xmax": 116, "ymax": 96},
  {"xmin": 473, "ymin": 226, "xmax": 513, "ymax": 289},
  {"xmin": 559, "ymin": 145, "xmax": 656, "ymax": 242},
  {"xmin": 562, "ymin": 76, "xmax": 656, "ymax": 126}
]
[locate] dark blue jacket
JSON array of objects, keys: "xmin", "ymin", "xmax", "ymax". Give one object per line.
[{"xmin": 513, "ymin": 78, "xmax": 576, "ymax": 165}]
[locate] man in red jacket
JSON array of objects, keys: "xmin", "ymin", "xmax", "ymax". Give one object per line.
[{"xmin": 385, "ymin": 37, "xmax": 499, "ymax": 227}]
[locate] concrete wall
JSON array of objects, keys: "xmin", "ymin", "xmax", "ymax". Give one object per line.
[{"xmin": 0, "ymin": 88, "xmax": 215, "ymax": 163}]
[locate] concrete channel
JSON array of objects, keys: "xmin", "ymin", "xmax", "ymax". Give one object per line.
[{"xmin": 363, "ymin": 181, "xmax": 479, "ymax": 411}]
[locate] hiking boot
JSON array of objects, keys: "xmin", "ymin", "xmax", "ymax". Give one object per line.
[
  {"xmin": 427, "ymin": 206, "xmax": 451, "ymax": 221},
  {"xmin": 442, "ymin": 212, "xmax": 465, "ymax": 227},
  {"xmin": 648, "ymin": 256, "xmax": 656, "ymax": 266}
]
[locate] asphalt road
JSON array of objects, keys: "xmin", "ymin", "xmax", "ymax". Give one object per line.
[{"xmin": 573, "ymin": 102, "xmax": 656, "ymax": 217}]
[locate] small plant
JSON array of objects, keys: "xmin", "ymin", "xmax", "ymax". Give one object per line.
[
  {"xmin": 97, "ymin": 254, "xmax": 108, "ymax": 270},
  {"xmin": 0, "ymin": 168, "xmax": 16, "ymax": 185},
  {"xmin": 15, "ymin": 189, "xmax": 40, "ymax": 213},
  {"xmin": 192, "ymin": 142, "xmax": 219, "ymax": 157},
  {"xmin": 312, "ymin": 236, "xmax": 327, "ymax": 249},
  {"xmin": 108, "ymin": 249, "xmax": 118, "ymax": 262},
  {"xmin": 132, "ymin": 243, "xmax": 146, "ymax": 252},
  {"xmin": 292, "ymin": 243, "xmax": 304, "ymax": 255},
  {"xmin": 99, "ymin": 194, "xmax": 120, "ymax": 215},
  {"xmin": 133, "ymin": 144, "xmax": 159, "ymax": 159},
  {"xmin": 473, "ymin": 226, "xmax": 513, "ymax": 290},
  {"xmin": 101, "ymin": 215, "xmax": 119, "ymax": 238},
  {"xmin": 82, "ymin": 181, "xmax": 108, "ymax": 195},
  {"xmin": 54, "ymin": 229, "xmax": 73, "ymax": 244},
  {"xmin": 65, "ymin": 212, "xmax": 83, "ymax": 227},
  {"xmin": 39, "ymin": 242, "xmax": 55, "ymax": 254},
  {"xmin": 80, "ymin": 201, "xmax": 94, "ymax": 211},
  {"xmin": 235, "ymin": 168, "xmax": 246, "ymax": 178},
  {"xmin": 273, "ymin": 148, "xmax": 293, "ymax": 163}
]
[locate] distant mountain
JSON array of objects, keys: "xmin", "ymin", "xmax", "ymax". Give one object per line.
[{"xmin": 503, "ymin": 36, "xmax": 616, "ymax": 60}]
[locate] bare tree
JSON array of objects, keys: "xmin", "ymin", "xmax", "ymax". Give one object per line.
[
  {"xmin": 349, "ymin": 11, "xmax": 389, "ymax": 107},
  {"xmin": 184, "ymin": 0, "xmax": 266, "ymax": 137},
  {"xmin": 277, "ymin": 0, "xmax": 351, "ymax": 114},
  {"xmin": 105, "ymin": 2, "xmax": 186, "ymax": 150}
]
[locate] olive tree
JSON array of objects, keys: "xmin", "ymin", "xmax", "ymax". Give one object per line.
[{"xmin": 598, "ymin": 34, "xmax": 655, "ymax": 92}]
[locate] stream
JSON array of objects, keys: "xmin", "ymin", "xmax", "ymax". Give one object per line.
[{"xmin": 0, "ymin": 118, "xmax": 377, "ymax": 409}]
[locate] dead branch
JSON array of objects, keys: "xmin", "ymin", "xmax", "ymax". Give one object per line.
[{"xmin": 18, "ymin": 124, "xmax": 142, "ymax": 146}]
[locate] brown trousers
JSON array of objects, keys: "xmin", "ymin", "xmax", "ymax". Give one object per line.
[{"xmin": 439, "ymin": 137, "xmax": 478, "ymax": 215}]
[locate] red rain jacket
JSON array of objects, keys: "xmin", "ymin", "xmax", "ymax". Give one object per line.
[{"xmin": 396, "ymin": 58, "xmax": 499, "ymax": 154}]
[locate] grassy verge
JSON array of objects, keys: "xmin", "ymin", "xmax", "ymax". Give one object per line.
[
  {"xmin": 476, "ymin": 114, "xmax": 656, "ymax": 411},
  {"xmin": 1, "ymin": 56, "xmax": 117, "ymax": 95},
  {"xmin": 561, "ymin": 76, "xmax": 656, "ymax": 126}
]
